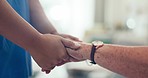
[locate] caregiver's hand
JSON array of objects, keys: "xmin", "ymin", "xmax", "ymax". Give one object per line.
[
  {"xmin": 56, "ymin": 33, "xmax": 81, "ymax": 42},
  {"xmin": 52, "ymin": 32, "xmax": 81, "ymax": 42},
  {"xmin": 67, "ymin": 42, "xmax": 92, "ymax": 62},
  {"xmin": 29, "ymin": 34, "xmax": 80, "ymax": 73}
]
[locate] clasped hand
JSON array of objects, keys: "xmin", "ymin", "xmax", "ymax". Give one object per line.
[{"xmin": 29, "ymin": 34, "xmax": 91, "ymax": 74}]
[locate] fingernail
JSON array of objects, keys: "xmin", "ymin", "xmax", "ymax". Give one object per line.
[
  {"xmin": 42, "ymin": 69, "xmax": 46, "ymax": 72},
  {"xmin": 46, "ymin": 70, "xmax": 51, "ymax": 74}
]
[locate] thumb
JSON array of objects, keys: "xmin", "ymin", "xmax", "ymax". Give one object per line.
[
  {"xmin": 61, "ymin": 38, "xmax": 81, "ymax": 50},
  {"xmin": 66, "ymin": 48, "xmax": 83, "ymax": 61},
  {"xmin": 65, "ymin": 35, "xmax": 82, "ymax": 42},
  {"xmin": 59, "ymin": 34, "xmax": 81, "ymax": 42}
]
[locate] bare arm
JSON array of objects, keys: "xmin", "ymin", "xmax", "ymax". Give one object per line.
[
  {"xmin": 0, "ymin": 0, "xmax": 80, "ymax": 72},
  {"xmin": 67, "ymin": 43, "xmax": 148, "ymax": 78},
  {"xmin": 0, "ymin": 0, "xmax": 42, "ymax": 50},
  {"xmin": 95, "ymin": 44, "xmax": 148, "ymax": 78},
  {"xmin": 29, "ymin": 0, "xmax": 80, "ymax": 41}
]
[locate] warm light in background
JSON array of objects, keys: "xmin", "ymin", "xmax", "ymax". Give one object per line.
[
  {"xmin": 126, "ymin": 18, "xmax": 136, "ymax": 29},
  {"xmin": 49, "ymin": 5, "xmax": 70, "ymax": 21},
  {"xmin": 32, "ymin": 0, "xmax": 148, "ymax": 78},
  {"xmin": 34, "ymin": 0, "xmax": 95, "ymax": 78},
  {"xmin": 40, "ymin": 0, "xmax": 95, "ymax": 39}
]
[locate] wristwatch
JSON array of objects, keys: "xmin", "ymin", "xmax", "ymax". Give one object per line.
[{"xmin": 90, "ymin": 41, "xmax": 104, "ymax": 64}]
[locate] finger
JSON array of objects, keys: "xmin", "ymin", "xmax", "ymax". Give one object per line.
[
  {"xmin": 61, "ymin": 38, "xmax": 81, "ymax": 50},
  {"xmin": 42, "ymin": 66, "xmax": 55, "ymax": 72},
  {"xmin": 59, "ymin": 34, "xmax": 81, "ymax": 42},
  {"xmin": 66, "ymin": 48, "xmax": 83, "ymax": 60},
  {"xmin": 42, "ymin": 69, "xmax": 45, "ymax": 72},
  {"xmin": 42, "ymin": 66, "xmax": 55, "ymax": 74},
  {"xmin": 67, "ymin": 35, "xmax": 82, "ymax": 42},
  {"xmin": 42, "ymin": 69, "xmax": 51, "ymax": 74},
  {"xmin": 45, "ymin": 70, "xmax": 51, "ymax": 74}
]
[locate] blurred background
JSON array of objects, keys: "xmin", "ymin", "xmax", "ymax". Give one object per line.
[{"xmin": 31, "ymin": 0, "xmax": 148, "ymax": 78}]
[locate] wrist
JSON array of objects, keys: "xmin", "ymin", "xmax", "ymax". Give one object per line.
[
  {"xmin": 25, "ymin": 33, "xmax": 43, "ymax": 52},
  {"xmin": 90, "ymin": 41, "xmax": 104, "ymax": 64},
  {"xmin": 80, "ymin": 43, "xmax": 92, "ymax": 60}
]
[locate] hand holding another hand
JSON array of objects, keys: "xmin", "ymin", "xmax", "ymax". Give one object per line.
[
  {"xmin": 67, "ymin": 42, "xmax": 92, "ymax": 62},
  {"xmin": 28, "ymin": 34, "xmax": 80, "ymax": 73}
]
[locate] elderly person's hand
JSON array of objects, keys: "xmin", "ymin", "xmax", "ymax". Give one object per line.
[
  {"xmin": 66, "ymin": 42, "xmax": 92, "ymax": 62},
  {"xmin": 53, "ymin": 33, "xmax": 81, "ymax": 42}
]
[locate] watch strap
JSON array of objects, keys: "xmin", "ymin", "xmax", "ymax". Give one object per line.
[
  {"xmin": 90, "ymin": 41, "xmax": 104, "ymax": 64},
  {"xmin": 90, "ymin": 44, "xmax": 97, "ymax": 64}
]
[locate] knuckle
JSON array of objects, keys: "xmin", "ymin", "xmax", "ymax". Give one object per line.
[{"xmin": 68, "ymin": 41, "xmax": 74, "ymax": 47}]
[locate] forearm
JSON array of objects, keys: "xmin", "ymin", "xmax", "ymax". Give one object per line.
[
  {"xmin": 29, "ymin": 0, "xmax": 57, "ymax": 34},
  {"xmin": 0, "ymin": 0, "xmax": 42, "ymax": 51},
  {"xmin": 94, "ymin": 44, "xmax": 148, "ymax": 78}
]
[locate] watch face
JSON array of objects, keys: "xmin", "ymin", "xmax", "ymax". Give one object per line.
[{"xmin": 92, "ymin": 41, "xmax": 103, "ymax": 46}]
